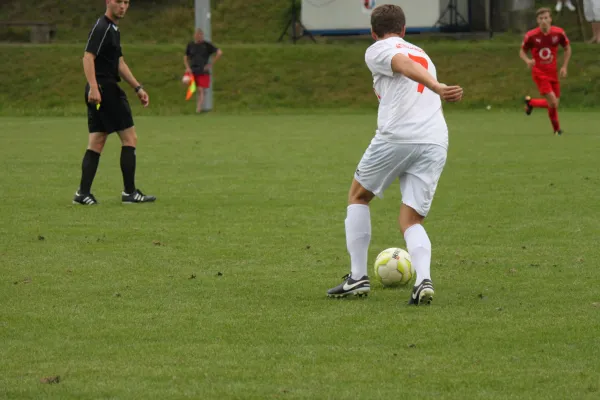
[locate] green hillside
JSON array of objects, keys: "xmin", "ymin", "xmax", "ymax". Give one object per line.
[
  {"xmin": 0, "ymin": 1, "xmax": 597, "ymax": 116},
  {"xmin": 0, "ymin": 0, "xmax": 290, "ymax": 44},
  {"xmin": 1, "ymin": 41, "xmax": 598, "ymax": 116}
]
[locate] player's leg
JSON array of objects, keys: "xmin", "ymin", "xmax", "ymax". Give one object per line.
[
  {"xmin": 399, "ymin": 145, "xmax": 447, "ymax": 306},
  {"xmin": 108, "ymin": 86, "xmax": 155, "ymax": 203},
  {"xmin": 74, "ymin": 132, "xmax": 107, "ymax": 205},
  {"xmin": 544, "ymin": 88, "xmax": 561, "ymax": 135},
  {"xmin": 196, "ymin": 74, "xmax": 210, "ymax": 112},
  {"xmin": 74, "ymin": 86, "xmax": 109, "ymax": 205},
  {"xmin": 400, "ymin": 203, "xmax": 434, "ymax": 305},
  {"xmin": 592, "ymin": 22, "xmax": 600, "ymax": 43},
  {"xmin": 584, "ymin": 3, "xmax": 600, "ymax": 42},
  {"xmin": 118, "ymin": 126, "xmax": 137, "ymax": 195},
  {"xmin": 327, "ymin": 139, "xmax": 406, "ymax": 298},
  {"xmin": 525, "ymin": 77, "xmax": 551, "ymax": 115},
  {"xmin": 346, "ymin": 179, "xmax": 376, "ymax": 279},
  {"xmin": 198, "ymin": 89, "xmax": 204, "ymax": 112},
  {"xmin": 117, "ymin": 127, "xmax": 156, "ymax": 203},
  {"xmin": 556, "ymin": 0, "xmax": 563, "ymax": 12},
  {"xmin": 326, "ymin": 179, "xmax": 374, "ymax": 298},
  {"xmin": 525, "ymin": 96, "xmax": 548, "ymax": 114},
  {"xmin": 565, "ymin": 0, "xmax": 576, "ymax": 11}
]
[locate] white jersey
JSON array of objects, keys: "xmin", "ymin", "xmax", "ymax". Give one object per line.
[{"xmin": 365, "ymin": 37, "xmax": 448, "ymax": 148}]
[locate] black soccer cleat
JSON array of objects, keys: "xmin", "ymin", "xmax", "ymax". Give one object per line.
[
  {"xmin": 524, "ymin": 96, "xmax": 533, "ymax": 116},
  {"xmin": 554, "ymin": 130, "xmax": 563, "ymax": 136},
  {"xmin": 408, "ymin": 279, "xmax": 434, "ymax": 306},
  {"xmin": 122, "ymin": 189, "xmax": 156, "ymax": 204},
  {"xmin": 327, "ymin": 273, "xmax": 370, "ymax": 298},
  {"xmin": 73, "ymin": 191, "xmax": 98, "ymax": 205}
]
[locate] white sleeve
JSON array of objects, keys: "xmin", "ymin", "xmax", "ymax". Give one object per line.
[{"xmin": 365, "ymin": 45, "xmax": 403, "ymax": 77}]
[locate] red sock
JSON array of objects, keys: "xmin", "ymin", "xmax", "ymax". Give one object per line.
[
  {"xmin": 530, "ymin": 98, "xmax": 548, "ymax": 108},
  {"xmin": 548, "ymin": 108, "xmax": 560, "ymax": 132}
]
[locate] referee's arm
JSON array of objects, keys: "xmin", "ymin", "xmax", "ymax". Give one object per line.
[
  {"xmin": 83, "ymin": 19, "xmax": 106, "ymax": 104},
  {"xmin": 83, "ymin": 52, "xmax": 101, "ymax": 104},
  {"xmin": 119, "ymin": 57, "xmax": 149, "ymax": 107},
  {"xmin": 83, "ymin": 52, "xmax": 98, "ymax": 89}
]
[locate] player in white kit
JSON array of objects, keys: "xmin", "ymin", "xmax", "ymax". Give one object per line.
[{"xmin": 327, "ymin": 4, "xmax": 463, "ymax": 305}]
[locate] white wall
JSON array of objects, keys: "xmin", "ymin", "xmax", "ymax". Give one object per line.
[{"xmin": 301, "ymin": 0, "xmax": 470, "ymax": 34}]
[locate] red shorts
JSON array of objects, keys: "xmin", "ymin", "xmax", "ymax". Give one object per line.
[
  {"xmin": 533, "ymin": 75, "xmax": 560, "ymax": 98},
  {"xmin": 193, "ymin": 74, "xmax": 211, "ymax": 89}
]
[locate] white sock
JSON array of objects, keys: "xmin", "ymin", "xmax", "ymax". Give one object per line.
[
  {"xmin": 345, "ymin": 204, "xmax": 371, "ymax": 280},
  {"xmin": 404, "ymin": 224, "xmax": 431, "ymax": 286}
]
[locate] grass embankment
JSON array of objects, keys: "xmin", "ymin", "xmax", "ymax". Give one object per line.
[
  {"xmin": 0, "ymin": 0, "xmax": 289, "ymax": 44},
  {"xmin": 0, "ymin": 41, "xmax": 598, "ymax": 116}
]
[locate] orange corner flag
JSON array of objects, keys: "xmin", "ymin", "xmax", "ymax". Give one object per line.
[{"xmin": 185, "ymin": 73, "xmax": 196, "ymax": 100}]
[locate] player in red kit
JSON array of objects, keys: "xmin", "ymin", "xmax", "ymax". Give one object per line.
[{"xmin": 520, "ymin": 7, "xmax": 572, "ymax": 135}]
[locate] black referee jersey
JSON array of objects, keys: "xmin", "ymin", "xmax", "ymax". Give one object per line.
[
  {"xmin": 83, "ymin": 15, "xmax": 134, "ymax": 134},
  {"xmin": 85, "ymin": 15, "xmax": 122, "ymax": 84}
]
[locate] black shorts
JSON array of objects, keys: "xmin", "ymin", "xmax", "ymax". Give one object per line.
[{"xmin": 85, "ymin": 83, "xmax": 134, "ymax": 134}]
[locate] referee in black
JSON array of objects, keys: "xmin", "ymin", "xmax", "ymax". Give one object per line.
[{"xmin": 73, "ymin": 0, "xmax": 156, "ymax": 205}]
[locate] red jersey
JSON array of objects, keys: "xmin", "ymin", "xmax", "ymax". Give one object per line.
[{"xmin": 521, "ymin": 26, "xmax": 569, "ymax": 78}]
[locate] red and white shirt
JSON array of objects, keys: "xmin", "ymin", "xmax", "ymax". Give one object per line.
[{"xmin": 521, "ymin": 26, "xmax": 569, "ymax": 79}]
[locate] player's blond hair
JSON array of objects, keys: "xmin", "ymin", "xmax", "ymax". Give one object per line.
[
  {"xmin": 371, "ymin": 4, "xmax": 406, "ymax": 37},
  {"xmin": 536, "ymin": 7, "xmax": 552, "ymax": 17}
]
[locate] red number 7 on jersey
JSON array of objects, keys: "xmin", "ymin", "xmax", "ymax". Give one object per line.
[{"xmin": 408, "ymin": 54, "xmax": 429, "ymax": 93}]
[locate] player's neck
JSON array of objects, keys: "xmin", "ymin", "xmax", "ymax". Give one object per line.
[
  {"xmin": 379, "ymin": 33, "xmax": 403, "ymax": 40},
  {"xmin": 105, "ymin": 12, "xmax": 119, "ymax": 25},
  {"xmin": 540, "ymin": 25, "xmax": 551, "ymax": 34}
]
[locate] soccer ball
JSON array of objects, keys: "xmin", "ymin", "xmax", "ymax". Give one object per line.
[{"xmin": 374, "ymin": 248, "xmax": 414, "ymax": 287}]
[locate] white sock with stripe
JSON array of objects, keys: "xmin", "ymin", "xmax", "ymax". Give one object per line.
[
  {"xmin": 345, "ymin": 204, "xmax": 371, "ymax": 280},
  {"xmin": 404, "ymin": 224, "xmax": 432, "ymax": 286}
]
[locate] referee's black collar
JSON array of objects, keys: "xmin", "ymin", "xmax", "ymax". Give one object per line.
[{"xmin": 103, "ymin": 14, "xmax": 117, "ymax": 26}]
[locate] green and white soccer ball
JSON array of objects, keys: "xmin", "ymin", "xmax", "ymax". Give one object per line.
[{"xmin": 374, "ymin": 247, "xmax": 415, "ymax": 287}]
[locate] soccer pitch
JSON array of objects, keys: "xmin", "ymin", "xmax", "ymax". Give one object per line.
[{"xmin": 1, "ymin": 111, "xmax": 600, "ymax": 399}]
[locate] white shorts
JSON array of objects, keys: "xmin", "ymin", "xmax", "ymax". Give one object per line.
[
  {"xmin": 354, "ymin": 138, "xmax": 447, "ymax": 217},
  {"xmin": 584, "ymin": 0, "xmax": 600, "ymax": 21}
]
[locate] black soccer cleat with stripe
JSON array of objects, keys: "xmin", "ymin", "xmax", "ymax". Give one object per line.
[
  {"xmin": 327, "ymin": 273, "xmax": 370, "ymax": 298},
  {"xmin": 122, "ymin": 189, "xmax": 156, "ymax": 204},
  {"xmin": 73, "ymin": 191, "xmax": 98, "ymax": 205},
  {"xmin": 408, "ymin": 279, "xmax": 434, "ymax": 306},
  {"xmin": 524, "ymin": 96, "xmax": 533, "ymax": 116}
]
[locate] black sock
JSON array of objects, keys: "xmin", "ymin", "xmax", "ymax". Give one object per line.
[
  {"xmin": 120, "ymin": 146, "xmax": 136, "ymax": 194},
  {"xmin": 79, "ymin": 149, "xmax": 100, "ymax": 194}
]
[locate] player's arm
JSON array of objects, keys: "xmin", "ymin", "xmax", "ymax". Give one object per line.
[
  {"xmin": 83, "ymin": 21, "xmax": 106, "ymax": 104},
  {"xmin": 519, "ymin": 48, "xmax": 535, "ymax": 68},
  {"xmin": 560, "ymin": 45, "xmax": 571, "ymax": 77},
  {"xmin": 390, "ymin": 53, "xmax": 462, "ymax": 102},
  {"xmin": 184, "ymin": 43, "xmax": 193, "ymax": 73},
  {"xmin": 83, "ymin": 52, "xmax": 98, "ymax": 92},
  {"xmin": 519, "ymin": 35, "xmax": 535, "ymax": 68},
  {"xmin": 205, "ymin": 44, "xmax": 222, "ymax": 71},
  {"xmin": 118, "ymin": 57, "xmax": 149, "ymax": 107},
  {"xmin": 83, "ymin": 52, "xmax": 101, "ymax": 105},
  {"xmin": 184, "ymin": 55, "xmax": 191, "ymax": 73},
  {"xmin": 212, "ymin": 48, "xmax": 223, "ymax": 64}
]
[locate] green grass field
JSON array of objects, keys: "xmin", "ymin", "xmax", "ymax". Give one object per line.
[{"xmin": 1, "ymin": 111, "xmax": 600, "ymax": 399}]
